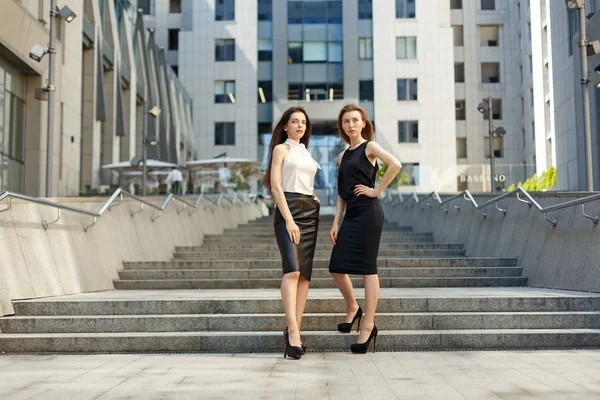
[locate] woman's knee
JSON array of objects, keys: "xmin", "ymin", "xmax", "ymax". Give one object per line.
[{"xmin": 283, "ymin": 271, "xmax": 301, "ymax": 281}]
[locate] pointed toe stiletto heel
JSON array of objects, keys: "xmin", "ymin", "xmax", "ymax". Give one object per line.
[
  {"xmin": 350, "ymin": 325, "xmax": 378, "ymax": 354},
  {"xmin": 283, "ymin": 327, "xmax": 303, "ymax": 360},
  {"xmin": 337, "ymin": 306, "xmax": 363, "ymax": 333}
]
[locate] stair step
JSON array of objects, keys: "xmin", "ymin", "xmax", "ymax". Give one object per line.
[
  {"xmin": 171, "ymin": 249, "xmax": 467, "ymax": 259},
  {"xmin": 1, "ymin": 329, "xmax": 599, "ymax": 353},
  {"xmin": 118, "ymin": 267, "xmax": 523, "ymax": 280},
  {"xmin": 3, "ymin": 312, "xmax": 599, "ymax": 333},
  {"xmin": 122, "ymin": 257, "xmax": 518, "ymax": 270},
  {"xmin": 174, "ymin": 243, "xmax": 461, "ymax": 252},
  {"xmin": 112, "ymin": 277, "xmax": 528, "ymax": 290},
  {"xmin": 10, "ymin": 293, "xmax": 600, "ymax": 316}
]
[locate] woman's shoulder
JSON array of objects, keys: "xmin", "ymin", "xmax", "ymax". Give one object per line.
[{"xmin": 273, "ymin": 143, "xmax": 291, "ymax": 153}]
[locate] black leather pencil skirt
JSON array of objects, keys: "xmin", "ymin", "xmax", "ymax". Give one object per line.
[{"xmin": 274, "ymin": 192, "xmax": 320, "ymax": 281}]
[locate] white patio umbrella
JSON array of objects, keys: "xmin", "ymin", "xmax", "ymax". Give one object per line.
[
  {"xmin": 186, "ymin": 157, "xmax": 260, "ymax": 170},
  {"xmin": 101, "ymin": 159, "xmax": 178, "ymax": 171}
]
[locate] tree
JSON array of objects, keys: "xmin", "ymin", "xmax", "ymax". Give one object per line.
[
  {"xmin": 506, "ymin": 166, "xmax": 556, "ymax": 192},
  {"xmin": 229, "ymin": 162, "xmax": 263, "ymax": 190},
  {"xmin": 376, "ymin": 163, "xmax": 411, "ymax": 188}
]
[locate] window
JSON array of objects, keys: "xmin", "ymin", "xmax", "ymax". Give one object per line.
[
  {"xmin": 304, "ymin": 1, "xmax": 327, "ymax": 23},
  {"xmin": 529, "ymin": 55, "xmax": 533, "ymax": 74},
  {"xmin": 138, "ymin": 0, "xmax": 152, "ymax": 15},
  {"xmin": 522, "ymin": 128, "xmax": 526, "ymax": 148},
  {"xmin": 258, "ymin": 39, "xmax": 272, "ymax": 61},
  {"xmin": 359, "ymin": 38, "xmax": 373, "ymax": 60},
  {"xmin": 258, "ymin": 81, "xmax": 272, "ymax": 103},
  {"xmin": 398, "ymin": 121, "xmax": 419, "ymax": 143},
  {"xmin": 456, "ymin": 138, "xmax": 467, "ymax": 158},
  {"xmin": 329, "ymin": 42, "xmax": 343, "ymax": 62},
  {"xmin": 521, "ymin": 96, "xmax": 525, "ymax": 115},
  {"xmin": 481, "ymin": 62, "xmax": 500, "ymax": 83},
  {"xmin": 530, "ymin": 88, "xmax": 534, "ymax": 107},
  {"xmin": 215, "ymin": 0, "xmax": 234, "ymax": 21},
  {"xmin": 481, "ymin": 0, "xmax": 495, "ymax": 10},
  {"xmin": 397, "ymin": 79, "xmax": 418, "ymax": 101},
  {"xmin": 396, "ymin": 37, "xmax": 417, "ymax": 59},
  {"xmin": 214, "ymin": 80, "xmax": 236, "ymax": 103},
  {"xmin": 519, "ymin": 65, "xmax": 523, "ymax": 83},
  {"xmin": 171, "ymin": 65, "xmax": 178, "ymax": 76},
  {"xmin": 215, "ymin": 39, "xmax": 235, "ymax": 61},
  {"xmin": 481, "ymin": 98, "xmax": 502, "ymax": 119},
  {"xmin": 327, "ymin": 1, "xmax": 343, "ymax": 24},
  {"xmin": 169, "ymin": 0, "xmax": 181, "ymax": 13},
  {"xmin": 455, "ymin": 63, "xmax": 465, "ymax": 82},
  {"xmin": 215, "ymin": 122, "xmax": 235, "ymax": 145},
  {"xmin": 288, "ymin": 83, "xmax": 343, "ymax": 100},
  {"xmin": 258, "ymin": 0, "xmax": 272, "ymax": 21},
  {"xmin": 450, "ymin": 0, "xmax": 462, "ymax": 9},
  {"xmin": 453, "ymin": 25, "xmax": 464, "ymax": 46},
  {"xmin": 304, "ymin": 42, "xmax": 327, "ymax": 63},
  {"xmin": 359, "ymin": 80, "xmax": 374, "ymax": 102},
  {"xmin": 399, "ymin": 163, "xmax": 419, "ymax": 185},
  {"xmin": 517, "ymin": 2, "xmax": 521, "ymax": 19},
  {"xmin": 396, "ymin": 0, "xmax": 416, "ymax": 18},
  {"xmin": 455, "ymin": 100, "xmax": 466, "ymax": 120},
  {"xmin": 168, "ymin": 29, "xmax": 179, "ymax": 50},
  {"xmin": 479, "ymin": 25, "xmax": 499, "ymax": 46},
  {"xmin": 359, "ymin": 0, "xmax": 372, "ymax": 19},
  {"xmin": 288, "ymin": 1, "xmax": 303, "ymax": 24},
  {"xmin": 258, "ymin": 122, "xmax": 272, "ymax": 137},
  {"xmin": 288, "ymin": 42, "xmax": 303, "ymax": 63}
]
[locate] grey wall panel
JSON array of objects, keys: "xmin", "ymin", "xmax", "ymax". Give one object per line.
[
  {"xmin": 258, "ymin": 62, "xmax": 273, "ymax": 80},
  {"xmin": 258, "ymin": 21, "xmax": 273, "ymax": 39},
  {"xmin": 359, "ymin": 60, "xmax": 374, "ymax": 80},
  {"xmin": 181, "ymin": 0, "xmax": 193, "ymax": 31},
  {"xmin": 258, "ymin": 103, "xmax": 273, "ymax": 122},
  {"xmin": 303, "ymin": 24, "xmax": 327, "ymax": 41},
  {"xmin": 303, "ymin": 64, "xmax": 327, "ymax": 83},
  {"xmin": 288, "ymin": 64, "xmax": 303, "ymax": 82}
]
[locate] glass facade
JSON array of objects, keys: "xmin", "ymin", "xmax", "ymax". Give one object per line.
[{"xmin": 0, "ymin": 58, "xmax": 26, "ymax": 193}]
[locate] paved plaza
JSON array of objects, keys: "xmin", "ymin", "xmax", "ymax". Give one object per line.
[{"xmin": 1, "ymin": 349, "xmax": 599, "ymax": 399}]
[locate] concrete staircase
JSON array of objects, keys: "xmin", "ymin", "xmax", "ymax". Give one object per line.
[{"xmin": 1, "ymin": 216, "xmax": 600, "ymax": 353}]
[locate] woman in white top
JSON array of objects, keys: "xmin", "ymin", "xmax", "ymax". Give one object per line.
[{"xmin": 263, "ymin": 107, "xmax": 321, "ymax": 360}]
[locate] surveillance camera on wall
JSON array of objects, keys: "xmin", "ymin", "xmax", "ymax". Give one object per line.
[
  {"xmin": 29, "ymin": 44, "xmax": 47, "ymax": 62},
  {"xmin": 57, "ymin": 5, "xmax": 77, "ymax": 23}
]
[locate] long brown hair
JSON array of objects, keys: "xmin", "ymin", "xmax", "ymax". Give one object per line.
[
  {"xmin": 337, "ymin": 104, "xmax": 374, "ymax": 144},
  {"xmin": 262, "ymin": 107, "xmax": 312, "ymax": 192}
]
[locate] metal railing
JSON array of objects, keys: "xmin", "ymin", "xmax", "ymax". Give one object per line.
[
  {"xmin": 386, "ymin": 187, "xmax": 600, "ymax": 227},
  {"xmin": 0, "ymin": 189, "xmax": 254, "ymax": 232}
]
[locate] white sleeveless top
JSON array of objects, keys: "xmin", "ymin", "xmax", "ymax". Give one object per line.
[{"xmin": 281, "ymin": 139, "xmax": 321, "ymax": 196}]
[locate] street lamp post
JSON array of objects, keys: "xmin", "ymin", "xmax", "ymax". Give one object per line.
[
  {"xmin": 486, "ymin": 97, "xmax": 495, "ymax": 193},
  {"xmin": 477, "ymin": 97, "xmax": 506, "ymax": 193},
  {"xmin": 141, "ymin": 104, "xmax": 161, "ymax": 196},
  {"xmin": 45, "ymin": 0, "xmax": 57, "ymax": 197}
]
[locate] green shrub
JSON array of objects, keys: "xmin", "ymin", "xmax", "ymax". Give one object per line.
[{"xmin": 506, "ymin": 166, "xmax": 556, "ymax": 192}]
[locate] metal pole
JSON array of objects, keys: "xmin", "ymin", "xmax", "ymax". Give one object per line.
[
  {"xmin": 142, "ymin": 99, "xmax": 147, "ymax": 196},
  {"xmin": 45, "ymin": 0, "xmax": 57, "ymax": 197},
  {"xmin": 488, "ymin": 96, "xmax": 495, "ymax": 193},
  {"xmin": 578, "ymin": 5, "xmax": 594, "ymax": 191}
]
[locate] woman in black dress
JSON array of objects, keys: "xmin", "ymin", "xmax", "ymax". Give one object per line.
[{"xmin": 329, "ymin": 104, "xmax": 401, "ymax": 353}]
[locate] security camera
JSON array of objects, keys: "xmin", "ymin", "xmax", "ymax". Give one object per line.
[
  {"xmin": 29, "ymin": 44, "xmax": 47, "ymax": 62},
  {"xmin": 148, "ymin": 106, "xmax": 162, "ymax": 117},
  {"xmin": 494, "ymin": 126, "xmax": 507, "ymax": 137},
  {"xmin": 477, "ymin": 102, "xmax": 487, "ymax": 113}
]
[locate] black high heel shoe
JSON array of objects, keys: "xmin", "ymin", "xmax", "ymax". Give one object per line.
[
  {"xmin": 338, "ymin": 306, "xmax": 363, "ymax": 333},
  {"xmin": 350, "ymin": 325, "xmax": 378, "ymax": 354},
  {"xmin": 283, "ymin": 327, "xmax": 303, "ymax": 360}
]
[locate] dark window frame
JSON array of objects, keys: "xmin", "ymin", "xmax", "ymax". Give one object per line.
[{"xmin": 215, "ymin": 122, "xmax": 236, "ymax": 145}]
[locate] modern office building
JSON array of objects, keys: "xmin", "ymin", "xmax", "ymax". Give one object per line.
[
  {"xmin": 144, "ymin": 0, "xmax": 457, "ymax": 202},
  {"xmin": 0, "ymin": 0, "xmax": 194, "ymax": 197}
]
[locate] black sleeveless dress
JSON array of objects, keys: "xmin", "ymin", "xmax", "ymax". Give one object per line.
[{"xmin": 329, "ymin": 141, "xmax": 384, "ymax": 275}]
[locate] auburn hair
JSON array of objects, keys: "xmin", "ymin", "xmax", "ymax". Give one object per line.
[{"xmin": 337, "ymin": 103, "xmax": 374, "ymax": 144}]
